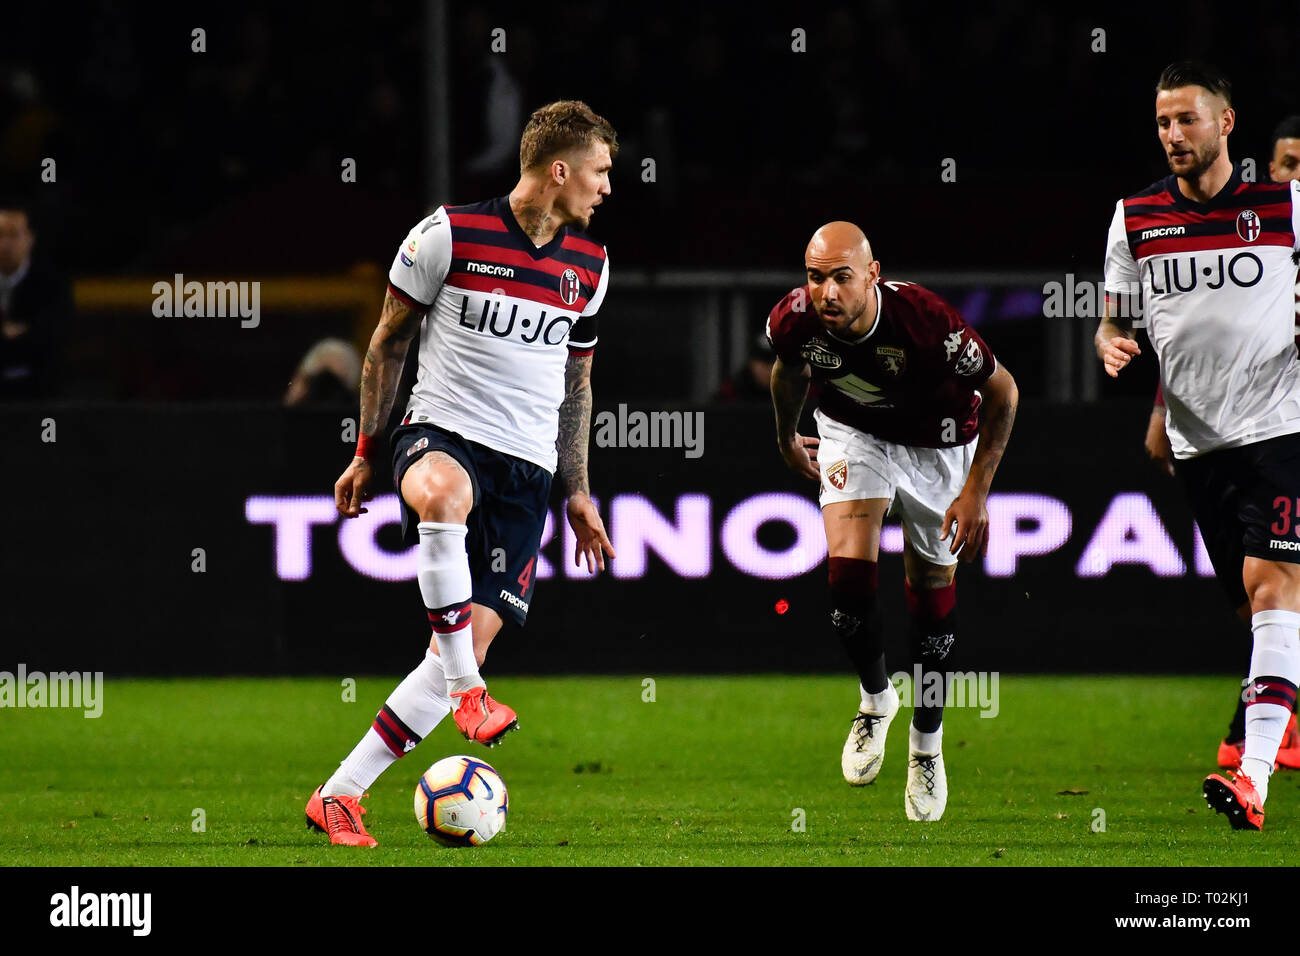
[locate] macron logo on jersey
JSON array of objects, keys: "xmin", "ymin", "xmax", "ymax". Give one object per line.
[
  {"xmin": 466, "ymin": 261, "xmax": 515, "ymax": 278},
  {"xmin": 1140, "ymin": 225, "xmax": 1186, "ymax": 240}
]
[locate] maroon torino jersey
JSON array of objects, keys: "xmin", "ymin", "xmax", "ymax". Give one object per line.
[{"xmin": 765, "ymin": 280, "xmax": 996, "ymax": 447}]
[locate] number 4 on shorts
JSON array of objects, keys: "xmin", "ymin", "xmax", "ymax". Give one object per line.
[{"xmin": 517, "ymin": 556, "xmax": 536, "ymax": 593}]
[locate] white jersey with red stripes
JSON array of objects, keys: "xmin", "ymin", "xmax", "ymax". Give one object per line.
[
  {"xmin": 1104, "ymin": 169, "xmax": 1300, "ymax": 458},
  {"xmin": 386, "ymin": 195, "xmax": 610, "ymax": 472}
]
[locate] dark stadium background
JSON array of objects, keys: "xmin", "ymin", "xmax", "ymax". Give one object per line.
[{"xmin": 3, "ymin": 2, "xmax": 1297, "ymax": 673}]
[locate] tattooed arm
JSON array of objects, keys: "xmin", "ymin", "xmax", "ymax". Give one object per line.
[
  {"xmin": 942, "ymin": 363, "xmax": 1019, "ymax": 561},
  {"xmin": 771, "ymin": 354, "xmax": 820, "ymax": 481},
  {"xmin": 557, "ymin": 352, "xmax": 615, "ymax": 572},
  {"xmin": 333, "ymin": 290, "xmax": 423, "ymax": 517},
  {"xmin": 557, "ymin": 353, "xmax": 594, "ymax": 497},
  {"xmin": 359, "ymin": 291, "xmax": 422, "ymax": 437}
]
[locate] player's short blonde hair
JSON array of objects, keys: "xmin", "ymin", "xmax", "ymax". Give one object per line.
[{"xmin": 519, "ymin": 100, "xmax": 618, "ymax": 172}]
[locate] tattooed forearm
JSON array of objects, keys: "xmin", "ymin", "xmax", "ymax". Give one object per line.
[
  {"xmin": 966, "ymin": 367, "xmax": 1019, "ymax": 495},
  {"xmin": 771, "ymin": 355, "xmax": 811, "ymax": 444},
  {"xmin": 359, "ymin": 290, "xmax": 422, "ymax": 437},
  {"xmin": 557, "ymin": 353, "xmax": 594, "ymax": 497},
  {"xmin": 970, "ymin": 399, "xmax": 1014, "ymax": 481}
]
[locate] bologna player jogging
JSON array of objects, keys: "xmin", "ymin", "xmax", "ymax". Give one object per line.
[{"xmin": 1104, "ymin": 167, "xmax": 1300, "ymax": 459}]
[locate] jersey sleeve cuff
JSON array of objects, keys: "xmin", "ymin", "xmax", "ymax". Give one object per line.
[
  {"xmin": 387, "ymin": 281, "xmax": 431, "ymax": 312},
  {"xmin": 567, "ymin": 332, "xmax": 597, "ymax": 356}
]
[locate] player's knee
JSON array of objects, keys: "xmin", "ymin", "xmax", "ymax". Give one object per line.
[
  {"xmin": 921, "ymin": 564, "xmax": 957, "ymax": 590},
  {"xmin": 1245, "ymin": 562, "xmax": 1300, "ymax": 612},
  {"xmin": 408, "ymin": 469, "xmax": 472, "ymax": 523}
]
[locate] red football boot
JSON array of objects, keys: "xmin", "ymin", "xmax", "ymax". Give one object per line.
[
  {"xmin": 451, "ymin": 686, "xmax": 518, "ymax": 747},
  {"xmin": 1274, "ymin": 714, "xmax": 1300, "ymax": 770},
  {"xmin": 305, "ymin": 785, "xmax": 378, "ymax": 847},
  {"xmin": 1203, "ymin": 771, "xmax": 1265, "ymax": 831},
  {"xmin": 1216, "ymin": 738, "xmax": 1244, "ymax": 769}
]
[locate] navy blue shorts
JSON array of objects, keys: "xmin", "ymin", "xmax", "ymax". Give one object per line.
[
  {"xmin": 391, "ymin": 421, "xmax": 552, "ymax": 626},
  {"xmin": 1179, "ymin": 431, "xmax": 1300, "ymax": 608}
]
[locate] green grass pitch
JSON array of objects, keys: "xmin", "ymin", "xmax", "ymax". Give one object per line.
[{"xmin": 2, "ymin": 675, "xmax": 1296, "ymax": 866}]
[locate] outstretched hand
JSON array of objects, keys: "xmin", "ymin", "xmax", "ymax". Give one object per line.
[{"xmin": 567, "ymin": 493, "xmax": 616, "ymax": 573}]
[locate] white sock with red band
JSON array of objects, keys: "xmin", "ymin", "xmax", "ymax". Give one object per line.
[
  {"xmin": 388, "ymin": 648, "xmax": 454, "ymax": 733},
  {"xmin": 417, "ymin": 521, "xmax": 482, "ymax": 695},
  {"xmin": 324, "ymin": 650, "xmax": 452, "ymax": 796},
  {"xmin": 1241, "ymin": 609, "xmax": 1300, "ymax": 804}
]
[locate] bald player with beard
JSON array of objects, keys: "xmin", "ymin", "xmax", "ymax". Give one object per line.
[{"xmin": 767, "ymin": 222, "xmax": 1018, "ymax": 821}]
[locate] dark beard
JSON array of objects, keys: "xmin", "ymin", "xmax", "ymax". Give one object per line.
[{"xmin": 1169, "ymin": 141, "xmax": 1221, "ymax": 179}]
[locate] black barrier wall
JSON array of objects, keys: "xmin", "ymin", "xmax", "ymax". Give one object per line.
[{"xmin": 2, "ymin": 402, "xmax": 1244, "ymax": 675}]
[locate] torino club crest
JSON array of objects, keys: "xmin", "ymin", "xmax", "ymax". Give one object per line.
[
  {"xmin": 826, "ymin": 459, "xmax": 849, "ymax": 491},
  {"xmin": 559, "ymin": 268, "xmax": 581, "ymax": 306},
  {"xmin": 876, "ymin": 346, "xmax": 906, "ymax": 377},
  {"xmin": 1237, "ymin": 209, "xmax": 1260, "ymax": 243}
]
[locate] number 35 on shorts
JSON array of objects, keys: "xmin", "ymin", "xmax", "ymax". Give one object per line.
[{"xmin": 1270, "ymin": 497, "xmax": 1300, "ymax": 537}]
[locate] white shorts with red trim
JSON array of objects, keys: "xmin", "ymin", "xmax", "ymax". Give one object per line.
[{"xmin": 814, "ymin": 408, "xmax": 976, "ymax": 566}]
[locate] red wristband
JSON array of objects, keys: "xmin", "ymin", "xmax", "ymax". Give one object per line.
[{"xmin": 356, "ymin": 432, "xmax": 377, "ymax": 461}]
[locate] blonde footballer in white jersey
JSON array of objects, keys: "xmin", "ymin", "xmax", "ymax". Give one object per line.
[{"xmin": 306, "ymin": 101, "xmax": 618, "ymax": 847}]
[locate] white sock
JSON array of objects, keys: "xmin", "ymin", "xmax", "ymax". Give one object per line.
[
  {"xmin": 417, "ymin": 521, "xmax": 481, "ymax": 695},
  {"xmin": 1241, "ymin": 609, "xmax": 1300, "ymax": 803},
  {"xmin": 388, "ymin": 648, "xmax": 453, "ymax": 732},
  {"xmin": 861, "ymin": 682, "xmax": 898, "ymax": 715},
  {"xmin": 325, "ymin": 730, "xmax": 391, "ymax": 796},
  {"xmin": 438, "ymin": 634, "xmax": 481, "ymax": 696},
  {"xmin": 910, "ymin": 721, "xmax": 942, "ymax": 757},
  {"xmin": 324, "ymin": 651, "xmax": 451, "ymax": 795},
  {"xmin": 321, "ymin": 766, "xmax": 366, "ymax": 798}
]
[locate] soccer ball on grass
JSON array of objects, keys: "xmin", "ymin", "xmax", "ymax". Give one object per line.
[{"xmin": 414, "ymin": 755, "xmax": 508, "ymax": 846}]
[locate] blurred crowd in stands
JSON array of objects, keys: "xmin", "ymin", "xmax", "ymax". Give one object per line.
[{"xmin": 1, "ymin": 2, "xmax": 1296, "ymax": 401}]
